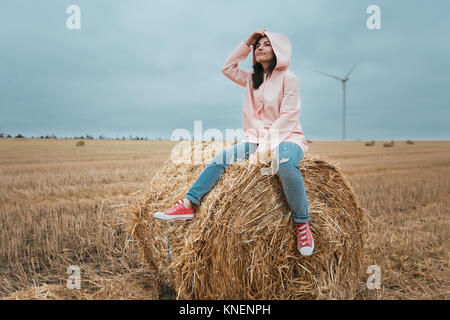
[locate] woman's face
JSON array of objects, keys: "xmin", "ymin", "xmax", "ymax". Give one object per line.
[{"xmin": 254, "ymin": 36, "xmax": 275, "ymax": 65}]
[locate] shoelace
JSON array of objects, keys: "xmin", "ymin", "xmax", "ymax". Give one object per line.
[
  {"xmin": 297, "ymin": 223, "xmax": 312, "ymax": 247},
  {"xmin": 166, "ymin": 200, "xmax": 185, "ymax": 214}
]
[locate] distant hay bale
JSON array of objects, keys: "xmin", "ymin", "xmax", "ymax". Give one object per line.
[
  {"xmin": 76, "ymin": 140, "xmax": 85, "ymax": 147},
  {"xmin": 128, "ymin": 141, "xmax": 366, "ymax": 300},
  {"xmin": 383, "ymin": 140, "xmax": 394, "ymax": 147},
  {"xmin": 406, "ymin": 140, "xmax": 414, "ymax": 145},
  {"xmin": 364, "ymin": 140, "xmax": 375, "ymax": 146},
  {"xmin": 307, "ymin": 140, "xmax": 313, "ymax": 143}
]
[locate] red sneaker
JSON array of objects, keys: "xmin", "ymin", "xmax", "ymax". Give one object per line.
[
  {"xmin": 153, "ymin": 199, "xmax": 195, "ymax": 221},
  {"xmin": 296, "ymin": 222, "xmax": 314, "ymax": 256}
]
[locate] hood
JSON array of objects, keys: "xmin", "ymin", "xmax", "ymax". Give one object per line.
[{"xmin": 252, "ymin": 30, "xmax": 291, "ymax": 71}]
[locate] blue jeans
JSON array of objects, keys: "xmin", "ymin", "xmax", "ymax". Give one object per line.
[{"xmin": 185, "ymin": 141, "xmax": 310, "ymax": 223}]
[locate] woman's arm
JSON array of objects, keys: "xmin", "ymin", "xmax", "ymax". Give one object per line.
[
  {"xmin": 221, "ymin": 30, "xmax": 266, "ymax": 87},
  {"xmin": 256, "ymin": 72, "xmax": 302, "ymax": 152},
  {"xmin": 221, "ymin": 40, "xmax": 253, "ymax": 87}
]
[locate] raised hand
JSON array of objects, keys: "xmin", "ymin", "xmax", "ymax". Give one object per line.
[{"xmin": 245, "ymin": 29, "xmax": 267, "ymax": 46}]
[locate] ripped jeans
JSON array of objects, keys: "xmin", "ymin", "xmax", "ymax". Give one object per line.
[{"xmin": 185, "ymin": 141, "xmax": 310, "ymax": 223}]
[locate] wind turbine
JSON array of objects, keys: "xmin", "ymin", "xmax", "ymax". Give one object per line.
[{"xmin": 317, "ymin": 62, "xmax": 358, "ymax": 140}]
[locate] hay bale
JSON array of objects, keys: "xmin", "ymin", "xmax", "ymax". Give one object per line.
[
  {"xmin": 307, "ymin": 140, "xmax": 313, "ymax": 143},
  {"xmin": 383, "ymin": 140, "xmax": 394, "ymax": 147},
  {"xmin": 364, "ymin": 140, "xmax": 375, "ymax": 146},
  {"xmin": 3, "ymin": 272, "xmax": 160, "ymax": 300},
  {"xmin": 406, "ymin": 140, "xmax": 414, "ymax": 145},
  {"xmin": 76, "ymin": 140, "xmax": 85, "ymax": 147},
  {"xmin": 128, "ymin": 141, "xmax": 366, "ymax": 299},
  {"xmin": 4, "ymin": 284, "xmax": 86, "ymax": 300}
]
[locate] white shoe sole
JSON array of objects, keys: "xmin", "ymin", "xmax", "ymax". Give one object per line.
[
  {"xmin": 153, "ymin": 211, "xmax": 195, "ymax": 221},
  {"xmin": 299, "ymin": 242, "xmax": 314, "ymax": 256}
]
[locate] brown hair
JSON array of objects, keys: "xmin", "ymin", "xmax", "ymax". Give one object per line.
[{"xmin": 251, "ymin": 35, "xmax": 277, "ymax": 90}]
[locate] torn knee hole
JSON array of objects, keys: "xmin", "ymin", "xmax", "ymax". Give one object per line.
[{"xmin": 280, "ymin": 158, "xmax": 290, "ymax": 164}]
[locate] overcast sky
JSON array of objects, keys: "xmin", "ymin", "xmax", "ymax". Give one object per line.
[{"xmin": 0, "ymin": 0, "xmax": 449, "ymax": 140}]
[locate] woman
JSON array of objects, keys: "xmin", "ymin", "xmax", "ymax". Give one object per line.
[{"xmin": 154, "ymin": 29, "xmax": 314, "ymax": 256}]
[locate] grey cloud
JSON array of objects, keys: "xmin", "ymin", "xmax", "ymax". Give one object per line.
[{"xmin": 0, "ymin": 0, "xmax": 448, "ymax": 140}]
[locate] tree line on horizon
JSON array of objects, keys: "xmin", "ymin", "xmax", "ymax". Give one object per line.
[
  {"xmin": 0, "ymin": 132, "xmax": 164, "ymax": 141},
  {"xmin": 0, "ymin": 132, "xmax": 224, "ymax": 141}
]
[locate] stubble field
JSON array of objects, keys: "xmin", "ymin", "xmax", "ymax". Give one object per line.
[{"xmin": 0, "ymin": 138, "xmax": 448, "ymax": 299}]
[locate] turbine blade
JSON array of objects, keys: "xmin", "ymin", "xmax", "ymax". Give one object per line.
[
  {"xmin": 316, "ymin": 70, "xmax": 343, "ymax": 81},
  {"xmin": 345, "ymin": 61, "xmax": 359, "ymax": 79}
]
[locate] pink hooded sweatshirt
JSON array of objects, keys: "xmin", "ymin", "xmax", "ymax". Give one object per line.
[{"xmin": 221, "ymin": 31, "xmax": 309, "ymax": 155}]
